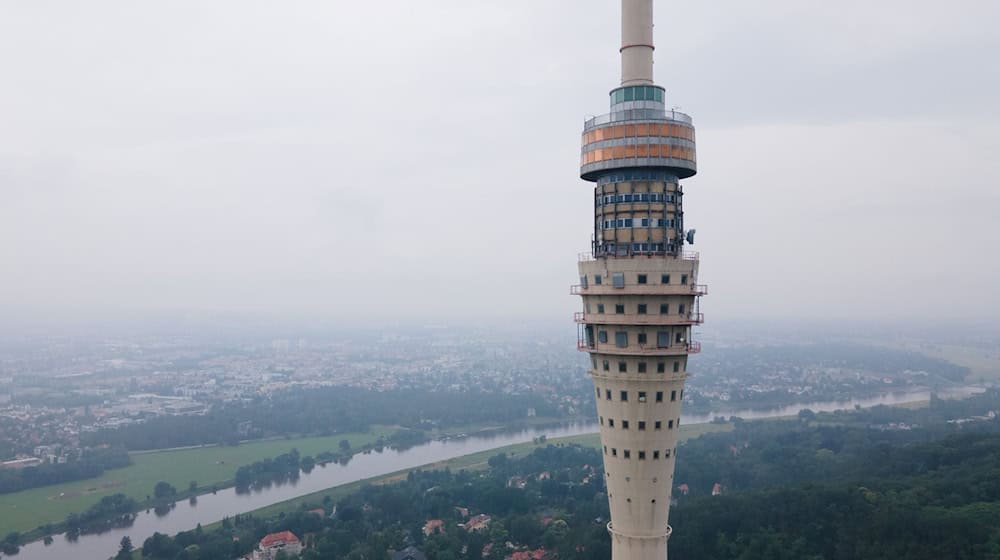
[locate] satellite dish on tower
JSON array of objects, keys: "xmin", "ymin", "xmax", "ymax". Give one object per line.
[{"xmin": 685, "ymin": 229, "xmax": 697, "ymax": 244}]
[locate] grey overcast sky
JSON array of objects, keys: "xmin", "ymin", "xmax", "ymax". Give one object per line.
[{"xmin": 1, "ymin": 0, "xmax": 998, "ymax": 326}]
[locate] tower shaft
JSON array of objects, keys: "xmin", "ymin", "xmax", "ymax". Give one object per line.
[
  {"xmin": 621, "ymin": 0, "xmax": 655, "ymax": 86},
  {"xmin": 575, "ymin": 2, "xmax": 704, "ymax": 560}
]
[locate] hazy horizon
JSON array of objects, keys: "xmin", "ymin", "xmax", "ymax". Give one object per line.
[{"xmin": 2, "ymin": 0, "xmax": 998, "ymax": 327}]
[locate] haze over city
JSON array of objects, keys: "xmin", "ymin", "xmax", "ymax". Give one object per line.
[{"xmin": 2, "ymin": 0, "xmax": 997, "ymax": 328}]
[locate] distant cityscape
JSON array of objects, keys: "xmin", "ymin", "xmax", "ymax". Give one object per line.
[{"xmin": 0, "ymin": 324, "xmax": 990, "ymax": 465}]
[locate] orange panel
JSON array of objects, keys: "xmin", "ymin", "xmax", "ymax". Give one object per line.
[
  {"xmin": 613, "ymin": 146, "xmax": 625, "ymax": 159},
  {"xmin": 624, "ymin": 145, "xmax": 636, "ymax": 158},
  {"xmin": 625, "ymin": 125, "xmax": 636, "ymax": 138},
  {"xmin": 636, "ymin": 123, "xmax": 649, "ymax": 136},
  {"xmin": 636, "ymin": 144, "xmax": 649, "ymax": 158}
]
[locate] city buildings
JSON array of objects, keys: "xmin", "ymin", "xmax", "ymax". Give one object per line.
[{"xmin": 574, "ymin": 1, "xmax": 705, "ymax": 559}]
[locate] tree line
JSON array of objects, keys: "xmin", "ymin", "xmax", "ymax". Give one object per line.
[
  {"xmin": 0, "ymin": 446, "xmax": 130, "ymax": 495},
  {"xmin": 83, "ymin": 387, "xmax": 561, "ymax": 451}
]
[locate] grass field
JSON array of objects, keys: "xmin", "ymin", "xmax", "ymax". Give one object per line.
[
  {"xmin": 873, "ymin": 340, "xmax": 1000, "ymax": 382},
  {"xmin": 0, "ymin": 429, "xmax": 393, "ymax": 536},
  {"xmin": 231, "ymin": 422, "xmax": 733, "ymax": 524}
]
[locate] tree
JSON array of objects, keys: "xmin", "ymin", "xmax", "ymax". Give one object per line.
[
  {"xmin": 189, "ymin": 481, "xmax": 198, "ymax": 493},
  {"xmin": 154, "ymin": 481, "xmax": 177, "ymax": 500},
  {"xmin": 339, "ymin": 439, "xmax": 351, "ymax": 452},
  {"xmin": 115, "ymin": 535, "xmax": 133, "ymax": 559}
]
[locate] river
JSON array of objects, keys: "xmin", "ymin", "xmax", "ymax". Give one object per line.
[{"xmin": 13, "ymin": 386, "xmax": 983, "ymax": 560}]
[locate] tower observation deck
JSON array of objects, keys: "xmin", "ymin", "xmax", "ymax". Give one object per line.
[{"xmin": 574, "ymin": 2, "xmax": 704, "ymax": 560}]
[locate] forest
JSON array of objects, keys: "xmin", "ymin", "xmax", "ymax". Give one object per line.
[{"xmin": 133, "ymin": 390, "xmax": 1000, "ymax": 559}]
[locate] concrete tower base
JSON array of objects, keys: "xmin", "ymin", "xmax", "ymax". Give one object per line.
[{"xmin": 610, "ymin": 523, "xmax": 672, "ymax": 560}]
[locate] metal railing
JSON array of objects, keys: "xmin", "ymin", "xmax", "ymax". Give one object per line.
[
  {"xmin": 573, "ymin": 312, "xmax": 704, "ymax": 325},
  {"xmin": 570, "ymin": 283, "xmax": 707, "ymax": 295},
  {"xmin": 584, "ymin": 108, "xmax": 693, "ymax": 130},
  {"xmin": 576, "ymin": 337, "xmax": 702, "ymax": 355},
  {"xmin": 579, "ymin": 250, "xmax": 699, "ymax": 261}
]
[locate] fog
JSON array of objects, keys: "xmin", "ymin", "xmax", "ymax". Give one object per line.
[{"xmin": 1, "ymin": 0, "xmax": 998, "ymax": 327}]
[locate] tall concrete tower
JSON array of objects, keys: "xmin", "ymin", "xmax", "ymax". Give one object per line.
[{"xmin": 574, "ymin": 1, "xmax": 704, "ymax": 559}]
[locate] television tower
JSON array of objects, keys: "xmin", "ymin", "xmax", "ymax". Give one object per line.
[{"xmin": 574, "ymin": 1, "xmax": 704, "ymax": 559}]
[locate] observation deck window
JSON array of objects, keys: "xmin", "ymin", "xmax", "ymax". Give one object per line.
[
  {"xmin": 610, "ymin": 85, "xmax": 664, "ymax": 105},
  {"xmin": 615, "ymin": 331, "xmax": 628, "ymax": 348},
  {"xmin": 657, "ymin": 331, "xmax": 670, "ymax": 347}
]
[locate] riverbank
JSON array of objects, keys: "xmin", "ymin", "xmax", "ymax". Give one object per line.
[
  {"xmin": 219, "ymin": 421, "xmax": 733, "ymax": 525},
  {"xmin": 0, "ymin": 417, "xmax": 581, "ymax": 541}
]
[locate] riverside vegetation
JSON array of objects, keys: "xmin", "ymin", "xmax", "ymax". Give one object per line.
[{"xmin": 131, "ymin": 390, "xmax": 1000, "ymax": 560}]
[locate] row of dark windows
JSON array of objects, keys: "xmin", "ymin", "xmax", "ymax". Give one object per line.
[
  {"xmin": 600, "ymin": 218, "xmax": 675, "ymax": 230},
  {"xmin": 597, "ymin": 193, "xmax": 677, "ymax": 205},
  {"xmin": 596, "ymin": 388, "xmax": 682, "ymax": 402},
  {"xmin": 595, "ymin": 242, "xmax": 674, "ymax": 256},
  {"xmin": 599, "ymin": 416, "xmax": 680, "ymax": 431},
  {"xmin": 595, "ymin": 329, "xmax": 687, "ymax": 348},
  {"xmin": 591, "ymin": 303, "xmax": 687, "ymax": 315},
  {"xmin": 595, "ymin": 170, "xmax": 677, "ymax": 185},
  {"xmin": 595, "ymin": 359, "xmax": 682, "ymax": 374},
  {"xmin": 584, "ymin": 273, "xmax": 688, "ymax": 288},
  {"xmin": 604, "ymin": 446, "xmax": 674, "ymax": 460}
]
